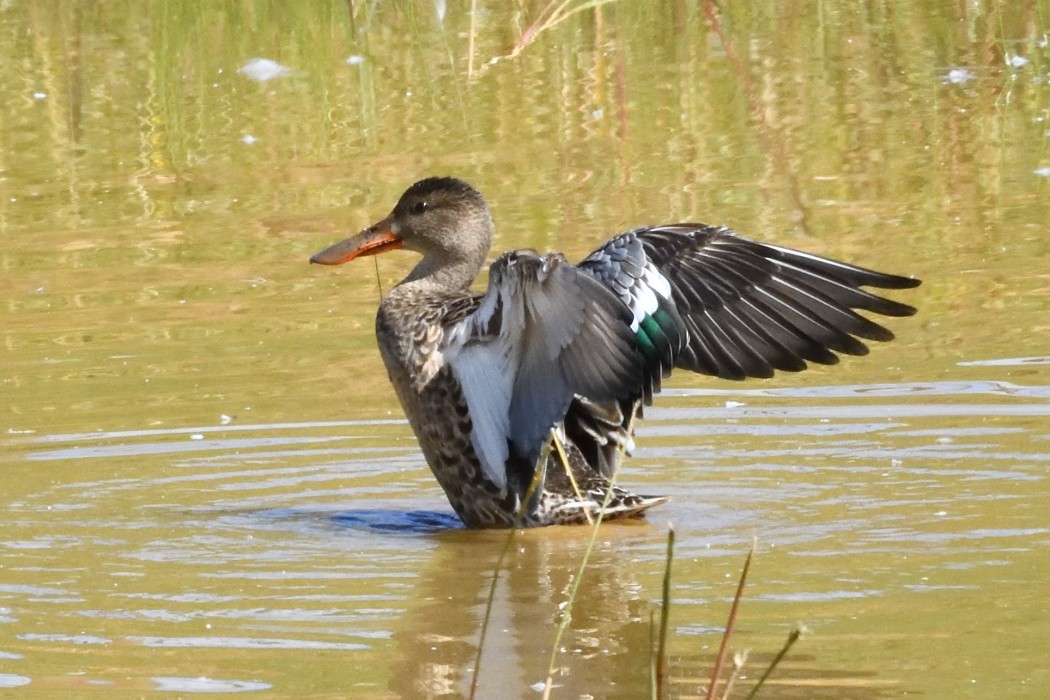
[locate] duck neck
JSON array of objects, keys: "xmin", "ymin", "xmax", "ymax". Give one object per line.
[
  {"xmin": 401, "ymin": 212, "xmax": 494, "ymax": 292},
  {"xmin": 403, "ymin": 250, "xmax": 484, "ymax": 291}
]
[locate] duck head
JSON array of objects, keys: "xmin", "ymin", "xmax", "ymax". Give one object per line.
[{"xmin": 310, "ymin": 177, "xmax": 494, "ymax": 288}]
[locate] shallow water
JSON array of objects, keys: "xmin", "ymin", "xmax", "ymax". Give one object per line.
[
  {"xmin": 4, "ymin": 379, "xmax": 1049, "ymax": 697},
  {"xmin": 2, "ymin": 1, "xmax": 1049, "ymax": 698}
]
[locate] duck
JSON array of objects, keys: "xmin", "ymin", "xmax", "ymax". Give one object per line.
[{"xmin": 311, "ymin": 177, "xmax": 920, "ymax": 528}]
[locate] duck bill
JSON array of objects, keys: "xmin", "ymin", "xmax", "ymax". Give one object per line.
[{"xmin": 310, "ymin": 218, "xmax": 404, "ymax": 265}]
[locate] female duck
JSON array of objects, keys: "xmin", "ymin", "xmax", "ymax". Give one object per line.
[{"xmin": 311, "ymin": 177, "xmax": 919, "ymax": 528}]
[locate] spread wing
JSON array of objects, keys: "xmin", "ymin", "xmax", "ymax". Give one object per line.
[
  {"xmin": 443, "ymin": 250, "xmax": 642, "ymax": 491},
  {"xmin": 578, "ymin": 224, "xmax": 921, "ymax": 387}
]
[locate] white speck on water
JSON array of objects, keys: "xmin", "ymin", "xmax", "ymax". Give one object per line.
[
  {"xmin": 32, "ymin": 91, "xmax": 46, "ymax": 100},
  {"xmin": 934, "ymin": 511, "xmax": 947, "ymax": 516},
  {"xmin": 1007, "ymin": 54, "xmax": 1029, "ymax": 68},
  {"xmin": 891, "ymin": 458, "xmax": 903, "ymax": 467},
  {"xmin": 241, "ymin": 134, "xmax": 257, "ymax": 145},
  {"xmin": 346, "ymin": 55, "xmax": 365, "ymax": 65},
  {"xmin": 189, "ymin": 434, "xmax": 204, "ymax": 441},
  {"xmin": 1034, "ymin": 167, "xmax": 1050, "ymax": 177},
  {"xmin": 0, "ymin": 674, "xmax": 31, "ymax": 688},
  {"xmin": 944, "ymin": 67, "xmax": 974, "ymax": 84},
  {"xmin": 238, "ymin": 57, "xmax": 292, "ymax": 82},
  {"xmin": 152, "ymin": 677, "xmax": 270, "ymax": 693},
  {"xmin": 725, "ymin": 400, "xmax": 745, "ymax": 408},
  {"xmin": 220, "ymin": 414, "xmax": 233, "ymax": 425}
]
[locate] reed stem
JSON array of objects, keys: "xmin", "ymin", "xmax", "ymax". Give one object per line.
[{"xmin": 704, "ymin": 539, "xmax": 756, "ymax": 700}]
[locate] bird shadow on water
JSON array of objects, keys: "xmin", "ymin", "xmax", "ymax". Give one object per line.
[
  {"xmin": 328, "ymin": 508, "xmax": 463, "ymax": 534},
  {"xmin": 231, "ymin": 505, "xmax": 465, "ymax": 536}
]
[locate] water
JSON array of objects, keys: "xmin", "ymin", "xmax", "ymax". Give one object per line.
[{"xmin": 2, "ymin": 1, "xmax": 1049, "ymax": 698}]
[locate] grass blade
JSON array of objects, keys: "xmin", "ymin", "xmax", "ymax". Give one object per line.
[
  {"xmin": 655, "ymin": 526, "xmax": 675, "ymax": 698},
  {"xmin": 649, "ymin": 609, "xmax": 658, "ymax": 699},
  {"xmin": 719, "ymin": 650, "xmax": 748, "ymax": 700},
  {"xmin": 742, "ymin": 626, "xmax": 805, "ymax": 700},
  {"xmin": 540, "ymin": 409, "xmax": 637, "ymax": 698},
  {"xmin": 469, "ymin": 528, "xmax": 518, "ymax": 700},
  {"xmin": 539, "ymin": 477, "xmax": 617, "ymax": 698},
  {"xmin": 704, "ymin": 538, "xmax": 756, "ymax": 700}
]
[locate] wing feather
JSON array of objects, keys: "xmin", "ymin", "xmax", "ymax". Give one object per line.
[
  {"xmin": 448, "ymin": 224, "xmax": 919, "ymax": 493},
  {"xmin": 579, "ymin": 224, "xmax": 920, "ymax": 384},
  {"xmin": 445, "ymin": 250, "xmax": 641, "ymax": 494}
]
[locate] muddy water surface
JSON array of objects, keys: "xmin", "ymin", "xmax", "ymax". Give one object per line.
[{"xmin": 2, "ymin": 2, "xmax": 1049, "ymax": 698}]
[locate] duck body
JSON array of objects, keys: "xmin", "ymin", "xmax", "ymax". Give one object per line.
[
  {"xmin": 311, "ymin": 177, "xmax": 920, "ymax": 528},
  {"xmin": 372, "ymin": 262, "xmax": 663, "ymax": 527}
]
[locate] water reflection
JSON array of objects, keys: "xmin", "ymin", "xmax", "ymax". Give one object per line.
[{"xmin": 390, "ymin": 527, "xmax": 656, "ymax": 699}]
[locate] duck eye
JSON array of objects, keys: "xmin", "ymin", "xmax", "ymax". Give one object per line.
[{"xmin": 410, "ymin": 200, "xmax": 428, "ymax": 215}]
